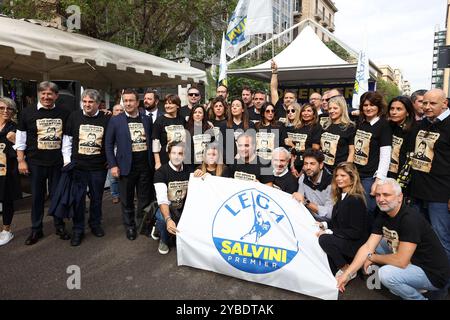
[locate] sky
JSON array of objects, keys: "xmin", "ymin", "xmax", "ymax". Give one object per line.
[{"xmin": 333, "ymin": 0, "xmax": 447, "ymax": 91}]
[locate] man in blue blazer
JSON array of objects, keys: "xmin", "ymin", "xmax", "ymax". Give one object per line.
[{"xmin": 105, "ymin": 89, "xmax": 154, "ymax": 240}]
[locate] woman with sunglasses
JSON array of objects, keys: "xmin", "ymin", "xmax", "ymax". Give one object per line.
[
  {"xmin": 152, "ymin": 94, "xmax": 187, "ymax": 169},
  {"xmin": 219, "ymin": 98, "xmax": 254, "ymax": 161},
  {"xmin": 387, "ymin": 96, "xmax": 416, "ymax": 181},
  {"xmin": 354, "ymin": 91, "xmax": 392, "ymax": 217},
  {"xmin": 320, "ymin": 96, "xmax": 356, "ymax": 172},
  {"xmin": 254, "ymin": 103, "xmax": 288, "ymax": 162},
  {"xmin": 317, "ymin": 162, "xmax": 369, "ymax": 278},
  {"xmin": 185, "ymin": 105, "xmax": 214, "ymax": 170},
  {"xmin": 193, "ymin": 142, "xmax": 229, "ymax": 178},
  {"xmin": 285, "ymin": 103, "xmax": 321, "ymax": 176},
  {"xmin": 0, "ymin": 98, "xmax": 21, "ymax": 246}
]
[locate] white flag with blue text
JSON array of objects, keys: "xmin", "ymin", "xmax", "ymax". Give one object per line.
[
  {"xmin": 177, "ymin": 175, "xmax": 338, "ymax": 300},
  {"xmin": 352, "ymin": 49, "xmax": 369, "ymax": 109},
  {"xmin": 225, "ymin": 0, "xmax": 273, "ymax": 58},
  {"xmin": 218, "ymin": 33, "xmax": 228, "ymax": 86}
]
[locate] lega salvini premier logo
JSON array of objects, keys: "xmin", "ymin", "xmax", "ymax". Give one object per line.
[{"xmin": 212, "ymin": 188, "xmax": 299, "ymax": 274}]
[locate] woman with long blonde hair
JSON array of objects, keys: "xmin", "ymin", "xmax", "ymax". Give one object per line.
[
  {"xmin": 317, "ymin": 162, "xmax": 369, "ymax": 280},
  {"xmin": 320, "ymin": 96, "xmax": 356, "ymax": 171},
  {"xmin": 193, "ymin": 142, "xmax": 228, "ymax": 178}
]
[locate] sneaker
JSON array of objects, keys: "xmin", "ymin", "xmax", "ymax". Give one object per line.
[
  {"xmin": 158, "ymin": 240, "xmax": 169, "ymax": 255},
  {"xmin": 151, "ymin": 225, "xmax": 160, "ymax": 240},
  {"xmin": 335, "ymin": 269, "xmax": 356, "ymax": 281},
  {"xmin": 0, "ymin": 230, "xmax": 14, "ymax": 246}
]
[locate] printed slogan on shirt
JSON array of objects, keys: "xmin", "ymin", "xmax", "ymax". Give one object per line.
[
  {"xmin": 78, "ymin": 125, "xmax": 104, "ymax": 155},
  {"xmin": 168, "ymin": 180, "xmax": 189, "ymax": 209},
  {"xmin": 256, "ymin": 132, "xmax": 275, "ymax": 160},
  {"xmin": 165, "ymin": 125, "xmax": 186, "ymax": 145},
  {"xmin": 36, "ymin": 118, "xmax": 62, "ymax": 150},
  {"xmin": 354, "ymin": 130, "xmax": 372, "ymax": 166},
  {"xmin": 382, "ymin": 226, "xmax": 399, "ymax": 254},
  {"xmin": 193, "ymin": 134, "xmax": 212, "ymax": 162},
  {"xmin": 411, "ymin": 130, "xmax": 440, "ymax": 173},
  {"xmin": 321, "ymin": 132, "xmax": 339, "ymax": 165},
  {"xmin": 128, "ymin": 122, "xmax": 147, "ymax": 152},
  {"xmin": 287, "ymin": 132, "xmax": 307, "ymax": 153},
  {"xmin": 389, "ymin": 135, "xmax": 403, "ymax": 174}
]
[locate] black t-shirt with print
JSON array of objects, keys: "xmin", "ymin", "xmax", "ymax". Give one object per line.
[
  {"xmin": 228, "ymin": 156, "xmax": 274, "ymax": 185},
  {"xmin": 287, "ymin": 124, "xmax": 321, "ymax": 171},
  {"xmin": 387, "ymin": 122, "xmax": 417, "ymax": 179},
  {"xmin": 248, "ymin": 107, "xmax": 262, "ymax": 123},
  {"xmin": 152, "ymin": 115, "xmax": 186, "ymax": 165},
  {"xmin": 187, "ymin": 124, "xmax": 215, "ymax": 166},
  {"xmin": 354, "ymin": 117, "xmax": 392, "ymax": 178},
  {"xmin": 410, "ymin": 116, "xmax": 450, "ymax": 202},
  {"xmin": 18, "ymin": 105, "xmax": 70, "ymax": 166},
  {"xmin": 318, "ymin": 113, "xmax": 330, "ymax": 128},
  {"xmin": 321, "ymin": 123, "xmax": 356, "ymax": 171},
  {"xmin": 154, "ymin": 163, "xmax": 193, "ymax": 212},
  {"xmin": 254, "ymin": 122, "xmax": 288, "ymax": 161},
  {"xmin": 273, "ymin": 171, "xmax": 298, "ymax": 194},
  {"xmin": 372, "ymin": 205, "xmax": 450, "ymax": 289},
  {"xmin": 127, "ymin": 116, "xmax": 149, "ymax": 171},
  {"xmin": 65, "ymin": 110, "xmax": 110, "ymax": 171},
  {"xmin": 219, "ymin": 121, "xmax": 256, "ymax": 164},
  {"xmin": 180, "ymin": 105, "xmax": 194, "ymax": 122}
]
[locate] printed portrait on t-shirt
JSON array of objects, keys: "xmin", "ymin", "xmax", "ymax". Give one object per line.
[
  {"xmin": 165, "ymin": 125, "xmax": 186, "ymax": 145},
  {"xmin": 320, "ymin": 116, "xmax": 330, "ymax": 128},
  {"xmin": 389, "ymin": 135, "xmax": 404, "ymax": 174},
  {"xmin": 321, "ymin": 132, "xmax": 340, "ymax": 165},
  {"xmin": 256, "ymin": 132, "xmax": 275, "ymax": 160},
  {"xmin": 287, "ymin": 132, "xmax": 308, "ymax": 153},
  {"xmin": 168, "ymin": 180, "xmax": 189, "ymax": 209},
  {"xmin": 36, "ymin": 118, "xmax": 63, "ymax": 149},
  {"xmin": 128, "ymin": 122, "xmax": 148, "ymax": 152},
  {"xmin": 353, "ymin": 130, "xmax": 372, "ymax": 166},
  {"xmin": 78, "ymin": 125, "xmax": 103, "ymax": 155},
  {"xmin": 193, "ymin": 133, "xmax": 212, "ymax": 162},
  {"xmin": 411, "ymin": 130, "xmax": 440, "ymax": 173},
  {"xmin": 0, "ymin": 143, "xmax": 6, "ymax": 176},
  {"xmin": 382, "ymin": 226, "xmax": 399, "ymax": 254}
]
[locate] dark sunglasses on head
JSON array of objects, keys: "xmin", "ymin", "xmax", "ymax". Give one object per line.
[
  {"xmin": 325, "ymin": 95, "xmax": 343, "ymax": 102},
  {"xmin": 188, "ymin": 93, "xmax": 200, "ymax": 97},
  {"xmin": 286, "ymin": 109, "xmax": 296, "ymax": 114}
]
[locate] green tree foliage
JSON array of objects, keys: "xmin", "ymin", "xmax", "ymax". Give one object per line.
[
  {"xmin": 2, "ymin": 0, "xmax": 236, "ymax": 61},
  {"xmin": 325, "ymin": 40, "xmax": 353, "ymax": 63},
  {"xmin": 376, "ymin": 77, "xmax": 401, "ymax": 103}
]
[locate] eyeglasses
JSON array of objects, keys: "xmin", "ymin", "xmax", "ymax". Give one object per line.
[
  {"xmin": 188, "ymin": 93, "xmax": 200, "ymax": 97},
  {"xmin": 0, "ymin": 106, "xmax": 14, "ymax": 112},
  {"xmin": 286, "ymin": 109, "xmax": 296, "ymax": 114},
  {"xmin": 324, "ymin": 95, "xmax": 343, "ymax": 102},
  {"xmin": 265, "ymin": 109, "xmax": 275, "ymax": 113}
]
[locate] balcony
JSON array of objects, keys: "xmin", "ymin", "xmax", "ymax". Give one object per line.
[
  {"xmin": 314, "ymin": 9, "xmax": 323, "ymax": 21},
  {"xmin": 322, "ymin": 17, "xmax": 329, "ymax": 27},
  {"xmin": 328, "ymin": 21, "xmax": 335, "ymax": 32}
]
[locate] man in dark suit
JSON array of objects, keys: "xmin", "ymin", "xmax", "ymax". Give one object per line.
[
  {"xmin": 143, "ymin": 88, "xmax": 164, "ymax": 123},
  {"xmin": 105, "ymin": 88, "xmax": 155, "ymax": 240}
]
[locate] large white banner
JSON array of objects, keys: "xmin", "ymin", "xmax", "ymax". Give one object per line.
[{"xmin": 177, "ymin": 175, "xmax": 338, "ymax": 300}]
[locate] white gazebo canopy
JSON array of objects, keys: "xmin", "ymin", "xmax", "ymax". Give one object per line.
[
  {"xmin": 0, "ymin": 15, "xmax": 206, "ymax": 89},
  {"xmin": 228, "ymin": 23, "xmax": 378, "ymax": 86}
]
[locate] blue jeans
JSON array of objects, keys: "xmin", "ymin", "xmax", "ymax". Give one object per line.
[
  {"xmin": 361, "ymin": 177, "xmax": 376, "ymax": 216},
  {"xmin": 107, "ymin": 169, "xmax": 119, "ymax": 198},
  {"xmin": 156, "ymin": 209, "xmax": 171, "ymax": 246},
  {"xmin": 378, "ymin": 264, "xmax": 438, "ymax": 300},
  {"xmin": 72, "ymin": 169, "xmax": 107, "ymax": 234},
  {"xmin": 412, "ymin": 199, "xmax": 450, "ymax": 263}
]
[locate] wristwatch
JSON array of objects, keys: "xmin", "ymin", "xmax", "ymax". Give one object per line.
[
  {"xmin": 367, "ymin": 253, "xmax": 373, "ymax": 261},
  {"xmin": 305, "ymin": 199, "xmax": 311, "ymax": 206}
]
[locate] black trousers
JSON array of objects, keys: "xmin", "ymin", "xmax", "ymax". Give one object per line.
[
  {"xmin": 1, "ymin": 199, "xmax": 14, "ymax": 226},
  {"xmin": 318, "ymin": 234, "xmax": 359, "ymax": 274},
  {"xmin": 29, "ymin": 164, "xmax": 65, "ymax": 232},
  {"xmin": 118, "ymin": 167, "xmax": 154, "ymax": 229}
]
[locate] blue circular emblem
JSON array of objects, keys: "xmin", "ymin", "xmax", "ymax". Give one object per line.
[{"xmin": 212, "ymin": 188, "xmax": 299, "ymax": 274}]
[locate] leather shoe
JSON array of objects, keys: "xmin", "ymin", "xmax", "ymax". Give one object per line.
[
  {"xmin": 70, "ymin": 233, "xmax": 84, "ymax": 246},
  {"xmin": 55, "ymin": 227, "xmax": 71, "ymax": 240},
  {"xmin": 25, "ymin": 230, "xmax": 44, "ymax": 245},
  {"xmin": 126, "ymin": 228, "xmax": 137, "ymax": 240},
  {"xmin": 91, "ymin": 226, "xmax": 105, "ymax": 237}
]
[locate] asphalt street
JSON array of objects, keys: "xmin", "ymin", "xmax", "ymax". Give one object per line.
[{"xmin": 0, "ymin": 190, "xmax": 447, "ymax": 301}]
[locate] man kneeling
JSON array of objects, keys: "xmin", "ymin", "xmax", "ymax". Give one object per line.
[
  {"xmin": 153, "ymin": 142, "xmax": 193, "ymax": 254},
  {"xmin": 336, "ymin": 178, "xmax": 450, "ymax": 300}
]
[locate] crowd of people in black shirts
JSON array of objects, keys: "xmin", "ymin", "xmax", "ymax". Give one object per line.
[{"xmin": 0, "ymin": 74, "xmax": 449, "ymax": 300}]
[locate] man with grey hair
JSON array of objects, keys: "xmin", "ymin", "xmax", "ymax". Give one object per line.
[
  {"xmin": 271, "ymin": 147, "xmax": 298, "ymax": 194},
  {"xmin": 410, "ymin": 88, "xmax": 450, "ymax": 263},
  {"xmin": 62, "ymin": 89, "xmax": 111, "ymax": 246},
  {"xmin": 16, "ymin": 81, "xmax": 71, "ymax": 245},
  {"xmin": 337, "ymin": 178, "xmax": 450, "ymax": 300}
]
